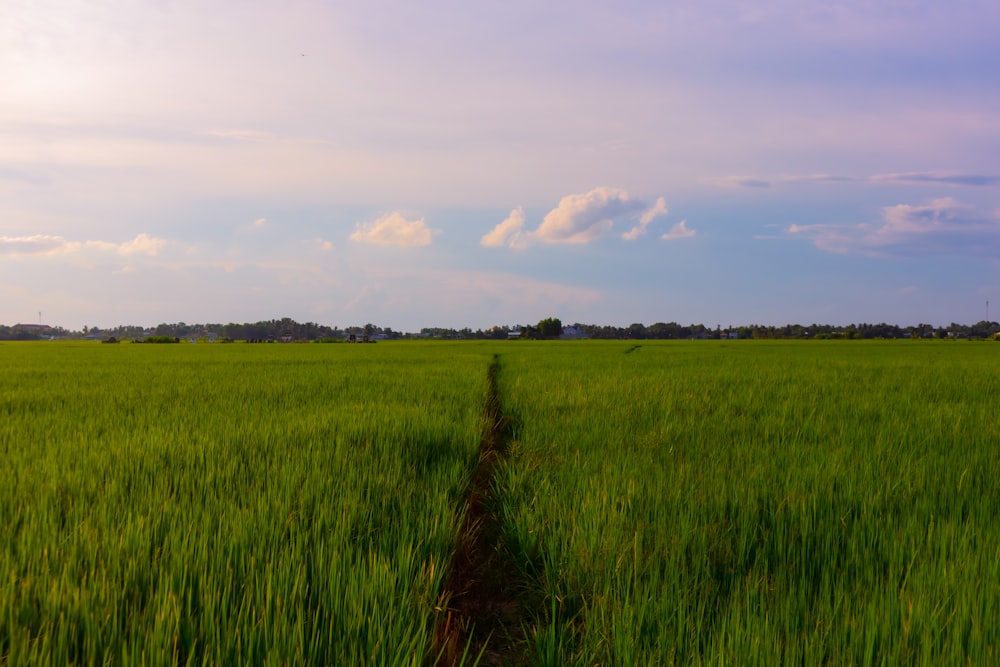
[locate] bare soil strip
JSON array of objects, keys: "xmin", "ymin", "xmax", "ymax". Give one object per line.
[{"xmin": 430, "ymin": 356, "xmax": 528, "ymax": 667}]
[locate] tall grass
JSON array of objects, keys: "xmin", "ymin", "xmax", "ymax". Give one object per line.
[
  {"xmin": 4, "ymin": 339, "xmax": 998, "ymax": 665},
  {"xmin": 0, "ymin": 341, "xmax": 486, "ymax": 665},
  {"xmin": 494, "ymin": 340, "xmax": 1000, "ymax": 665}
]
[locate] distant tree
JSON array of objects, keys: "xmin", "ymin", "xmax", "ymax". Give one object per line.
[
  {"xmin": 648, "ymin": 322, "xmax": 684, "ymax": 339},
  {"xmin": 626, "ymin": 323, "xmax": 647, "ymax": 339},
  {"xmin": 536, "ymin": 317, "xmax": 563, "ymax": 339},
  {"xmin": 970, "ymin": 320, "xmax": 998, "ymax": 339}
]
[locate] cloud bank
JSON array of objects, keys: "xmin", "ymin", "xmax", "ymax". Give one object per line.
[
  {"xmin": 481, "ymin": 188, "xmax": 680, "ymax": 248},
  {"xmin": 869, "ymin": 172, "xmax": 1000, "ymax": 187},
  {"xmin": 0, "ymin": 233, "xmax": 166, "ymax": 257},
  {"xmin": 350, "ymin": 212, "xmax": 437, "ymax": 246},
  {"xmin": 721, "ymin": 171, "xmax": 1000, "ymax": 189},
  {"xmin": 785, "ymin": 198, "xmax": 1000, "ymax": 257}
]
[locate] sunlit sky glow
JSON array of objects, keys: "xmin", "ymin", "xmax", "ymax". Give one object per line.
[{"xmin": 3, "ymin": 0, "xmax": 999, "ymax": 331}]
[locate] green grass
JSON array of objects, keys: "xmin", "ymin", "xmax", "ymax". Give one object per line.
[
  {"xmin": 494, "ymin": 340, "xmax": 1000, "ymax": 665},
  {"xmin": 2, "ymin": 339, "xmax": 998, "ymax": 665},
  {"xmin": 0, "ymin": 341, "xmax": 487, "ymax": 665}
]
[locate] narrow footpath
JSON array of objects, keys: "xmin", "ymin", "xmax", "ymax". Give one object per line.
[{"xmin": 431, "ymin": 355, "xmax": 528, "ymax": 667}]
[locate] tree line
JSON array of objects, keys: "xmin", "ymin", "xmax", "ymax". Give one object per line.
[
  {"xmin": 575, "ymin": 320, "xmax": 999, "ymax": 340},
  {"xmin": 1, "ymin": 318, "xmax": 998, "ymax": 342}
]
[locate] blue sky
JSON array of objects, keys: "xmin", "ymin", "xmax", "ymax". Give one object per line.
[{"xmin": 2, "ymin": 0, "xmax": 999, "ymax": 331}]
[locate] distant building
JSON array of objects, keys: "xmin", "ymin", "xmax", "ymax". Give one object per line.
[{"xmin": 12, "ymin": 323, "xmax": 54, "ymax": 339}]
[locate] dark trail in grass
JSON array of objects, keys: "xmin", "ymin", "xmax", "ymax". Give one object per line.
[
  {"xmin": 624, "ymin": 344, "xmax": 642, "ymax": 354},
  {"xmin": 431, "ymin": 355, "xmax": 528, "ymax": 666}
]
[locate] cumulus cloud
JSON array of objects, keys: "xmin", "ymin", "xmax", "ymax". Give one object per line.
[
  {"xmin": 785, "ymin": 198, "xmax": 1000, "ymax": 257},
  {"xmin": 481, "ymin": 188, "xmax": 686, "ymax": 248},
  {"xmin": 662, "ymin": 220, "xmax": 696, "ymax": 241},
  {"xmin": 350, "ymin": 212, "xmax": 437, "ymax": 246},
  {"xmin": 481, "ymin": 206, "xmax": 527, "ymax": 248},
  {"xmin": 0, "ymin": 233, "xmax": 167, "ymax": 257},
  {"xmin": 623, "ymin": 197, "xmax": 669, "ymax": 240},
  {"xmin": 532, "ymin": 188, "xmax": 643, "ymax": 244},
  {"xmin": 114, "ymin": 233, "xmax": 167, "ymax": 256}
]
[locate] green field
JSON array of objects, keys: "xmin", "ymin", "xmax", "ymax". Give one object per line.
[
  {"xmin": 495, "ymin": 341, "xmax": 999, "ymax": 665},
  {"xmin": 1, "ymin": 340, "xmax": 998, "ymax": 665}
]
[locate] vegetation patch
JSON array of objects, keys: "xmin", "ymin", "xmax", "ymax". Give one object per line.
[
  {"xmin": 136, "ymin": 335, "xmax": 180, "ymax": 343},
  {"xmin": 0, "ymin": 342, "xmax": 484, "ymax": 664},
  {"xmin": 1, "ymin": 340, "xmax": 997, "ymax": 664},
  {"xmin": 493, "ymin": 340, "xmax": 1000, "ymax": 664}
]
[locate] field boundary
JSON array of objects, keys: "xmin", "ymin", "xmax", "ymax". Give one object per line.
[{"xmin": 431, "ymin": 355, "xmax": 528, "ymax": 666}]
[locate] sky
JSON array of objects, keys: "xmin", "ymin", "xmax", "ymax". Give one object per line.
[{"xmin": 2, "ymin": 0, "xmax": 999, "ymax": 332}]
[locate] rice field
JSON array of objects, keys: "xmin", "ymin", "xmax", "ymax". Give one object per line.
[
  {"xmin": 495, "ymin": 340, "xmax": 1000, "ymax": 665},
  {"xmin": 0, "ymin": 341, "xmax": 485, "ymax": 665},
  {"xmin": 1, "ymin": 339, "xmax": 998, "ymax": 665}
]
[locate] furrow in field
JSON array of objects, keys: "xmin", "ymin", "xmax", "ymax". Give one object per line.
[{"xmin": 431, "ymin": 355, "xmax": 528, "ymax": 667}]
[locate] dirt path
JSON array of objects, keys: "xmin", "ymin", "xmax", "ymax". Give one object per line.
[{"xmin": 430, "ymin": 355, "xmax": 529, "ymax": 666}]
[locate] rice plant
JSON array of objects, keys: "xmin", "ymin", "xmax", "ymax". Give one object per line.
[
  {"xmin": 494, "ymin": 340, "xmax": 1000, "ymax": 665},
  {"xmin": 0, "ymin": 341, "xmax": 486, "ymax": 665},
  {"xmin": 3, "ymin": 339, "xmax": 997, "ymax": 665}
]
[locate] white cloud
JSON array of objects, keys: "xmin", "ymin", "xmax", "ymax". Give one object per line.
[
  {"xmin": 785, "ymin": 223, "xmax": 853, "ymax": 254},
  {"xmin": 785, "ymin": 198, "xmax": 1000, "ymax": 257},
  {"xmin": 532, "ymin": 187, "xmax": 643, "ymax": 244},
  {"xmin": 252, "ymin": 217, "xmax": 268, "ymax": 228},
  {"xmin": 880, "ymin": 198, "xmax": 967, "ymax": 234},
  {"xmin": 0, "ymin": 234, "xmax": 77, "ymax": 256},
  {"xmin": 350, "ymin": 212, "xmax": 437, "ymax": 246},
  {"xmin": 661, "ymin": 220, "xmax": 695, "ymax": 241},
  {"xmin": 623, "ymin": 197, "xmax": 668, "ymax": 240},
  {"xmin": 481, "ymin": 206, "xmax": 526, "ymax": 248},
  {"xmin": 482, "ymin": 188, "xmax": 685, "ymax": 248},
  {"xmin": 116, "ymin": 233, "xmax": 167, "ymax": 256},
  {"xmin": 0, "ymin": 233, "xmax": 167, "ymax": 257},
  {"xmin": 313, "ymin": 238, "xmax": 334, "ymax": 251}
]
